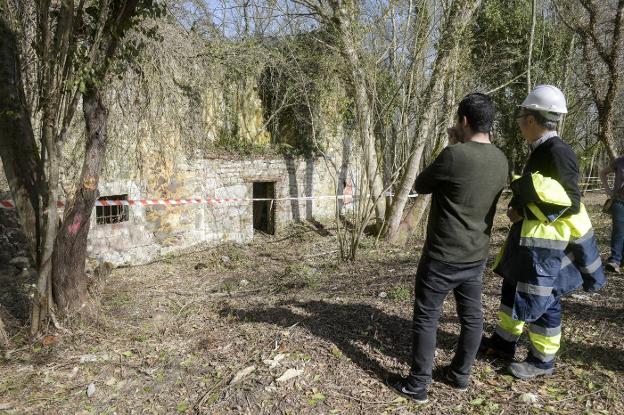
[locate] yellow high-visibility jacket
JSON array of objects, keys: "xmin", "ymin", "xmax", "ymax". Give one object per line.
[{"xmin": 493, "ymin": 173, "xmax": 606, "ymax": 322}]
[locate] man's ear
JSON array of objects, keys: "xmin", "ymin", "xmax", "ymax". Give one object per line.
[{"xmin": 461, "ymin": 115, "xmax": 469, "ymax": 129}]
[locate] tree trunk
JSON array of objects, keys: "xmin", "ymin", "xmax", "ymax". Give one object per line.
[
  {"xmin": 527, "ymin": 0, "xmax": 537, "ymax": 93},
  {"xmin": 332, "ymin": 1, "xmax": 386, "ymax": 225},
  {"xmin": 0, "ymin": 15, "xmax": 41, "ymax": 261},
  {"xmin": 384, "ymin": 142, "xmax": 426, "ymax": 243},
  {"xmin": 599, "ymin": 112, "xmax": 618, "ymax": 161},
  {"xmin": 596, "ymin": 9, "xmax": 621, "ymax": 162},
  {"xmin": 384, "ymin": 0, "xmax": 482, "ymax": 242},
  {"xmin": 349, "ymin": 55, "xmax": 386, "ymax": 223},
  {"xmin": 390, "ymin": 194, "xmax": 431, "ymax": 246},
  {"xmin": 31, "ymin": 117, "xmax": 60, "ymax": 335},
  {"xmin": 0, "ymin": 317, "xmax": 8, "ymax": 349},
  {"xmin": 571, "ymin": 0, "xmax": 623, "ymax": 160},
  {"xmin": 0, "ymin": 14, "xmax": 51, "ymax": 336},
  {"xmin": 0, "ymin": 306, "xmax": 9, "ymax": 349},
  {"xmin": 559, "ymin": 34, "xmax": 575, "ymax": 137},
  {"xmin": 52, "ymin": 87, "xmax": 107, "ymax": 313}
]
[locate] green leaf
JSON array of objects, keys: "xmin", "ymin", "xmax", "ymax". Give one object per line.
[
  {"xmin": 470, "ymin": 398, "xmax": 484, "ymax": 406},
  {"xmin": 330, "ymin": 346, "xmax": 342, "ymax": 358},
  {"xmin": 176, "ymin": 400, "xmax": 188, "ymax": 412},
  {"xmin": 501, "ymin": 374, "xmax": 515, "ymax": 383},
  {"xmin": 121, "ymin": 350, "xmax": 134, "ymax": 357},
  {"xmin": 308, "ymin": 392, "xmax": 326, "ymax": 405}
]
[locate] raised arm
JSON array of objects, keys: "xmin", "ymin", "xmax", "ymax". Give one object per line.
[{"xmin": 414, "ymin": 148, "xmax": 453, "ymax": 195}]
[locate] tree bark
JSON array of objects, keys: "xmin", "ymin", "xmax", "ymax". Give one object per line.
[
  {"xmin": 0, "ymin": 304, "xmax": 10, "ymax": 349},
  {"xmin": 0, "ymin": 12, "xmax": 51, "ymax": 336},
  {"xmin": 0, "ymin": 15, "xmax": 42, "ymax": 261},
  {"xmin": 52, "ymin": 87, "xmax": 107, "ymax": 312},
  {"xmin": 0, "ymin": 317, "xmax": 8, "ymax": 349},
  {"xmin": 595, "ymin": 0, "xmax": 622, "ymax": 162},
  {"xmin": 595, "ymin": 0, "xmax": 623, "ymax": 160},
  {"xmin": 527, "ymin": 0, "xmax": 537, "ymax": 93},
  {"xmin": 563, "ymin": 0, "xmax": 624, "ymax": 160},
  {"xmin": 390, "ymin": 194, "xmax": 431, "ymax": 246},
  {"xmin": 32, "ymin": 115, "xmax": 60, "ymax": 335},
  {"xmin": 384, "ymin": 0, "xmax": 482, "ymax": 243},
  {"xmin": 2, "ymin": 0, "xmax": 142, "ymax": 335},
  {"xmin": 598, "ymin": 111, "xmax": 618, "ymax": 161},
  {"xmin": 331, "ymin": 1, "xmax": 386, "ymax": 225}
]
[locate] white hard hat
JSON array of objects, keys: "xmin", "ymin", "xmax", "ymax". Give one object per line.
[{"xmin": 519, "ymin": 84, "xmax": 567, "ymax": 121}]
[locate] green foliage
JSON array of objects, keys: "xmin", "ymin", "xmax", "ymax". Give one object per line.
[
  {"xmin": 176, "ymin": 400, "xmax": 189, "ymax": 413},
  {"xmin": 257, "ymin": 30, "xmax": 344, "ymax": 158},
  {"xmin": 213, "ymin": 132, "xmax": 271, "ymax": 156},
  {"xmin": 278, "ymin": 263, "xmax": 319, "ymax": 291},
  {"xmin": 470, "ymin": 0, "xmax": 574, "ymax": 171},
  {"xmin": 308, "ymin": 392, "xmax": 326, "ymax": 405},
  {"xmin": 77, "ymin": 0, "xmax": 167, "ymax": 88},
  {"xmin": 388, "ymin": 285, "xmax": 411, "ymax": 301}
]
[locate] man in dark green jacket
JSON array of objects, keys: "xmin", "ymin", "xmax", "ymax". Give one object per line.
[{"xmin": 391, "ymin": 93, "xmax": 508, "ymax": 403}]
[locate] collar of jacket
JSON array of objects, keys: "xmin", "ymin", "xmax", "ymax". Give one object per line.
[{"xmin": 530, "ymin": 131, "xmax": 559, "ymax": 152}]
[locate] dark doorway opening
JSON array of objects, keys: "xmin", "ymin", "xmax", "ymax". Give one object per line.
[{"xmin": 253, "ymin": 182, "xmax": 275, "ymax": 235}]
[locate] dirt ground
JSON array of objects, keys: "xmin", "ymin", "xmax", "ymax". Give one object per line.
[{"xmin": 0, "ymin": 194, "xmax": 623, "ymax": 414}]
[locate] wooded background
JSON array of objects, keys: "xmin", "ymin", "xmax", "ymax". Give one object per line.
[{"xmin": 0, "ymin": 0, "xmax": 623, "ymax": 338}]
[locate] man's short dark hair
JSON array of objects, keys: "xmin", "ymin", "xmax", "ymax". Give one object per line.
[{"xmin": 457, "ymin": 93, "xmax": 495, "ymax": 133}]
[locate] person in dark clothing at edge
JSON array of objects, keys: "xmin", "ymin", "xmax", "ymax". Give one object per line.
[
  {"xmin": 390, "ymin": 93, "xmax": 508, "ymax": 404},
  {"xmin": 600, "ymin": 155, "xmax": 624, "ymax": 273},
  {"xmin": 480, "ymin": 85, "xmax": 606, "ymax": 380}
]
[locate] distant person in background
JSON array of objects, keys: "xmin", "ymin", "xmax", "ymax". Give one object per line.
[{"xmin": 600, "ymin": 156, "xmax": 624, "ymax": 273}]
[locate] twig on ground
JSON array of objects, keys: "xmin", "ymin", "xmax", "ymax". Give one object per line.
[
  {"xmin": 305, "ymin": 250, "xmax": 337, "ymax": 258},
  {"xmin": 549, "ymin": 387, "xmax": 604, "ymax": 404},
  {"xmin": 327, "ymin": 389, "xmax": 396, "ymax": 406}
]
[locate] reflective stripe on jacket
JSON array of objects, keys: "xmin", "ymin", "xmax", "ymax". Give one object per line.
[{"xmin": 493, "ymin": 173, "xmax": 607, "ymax": 322}]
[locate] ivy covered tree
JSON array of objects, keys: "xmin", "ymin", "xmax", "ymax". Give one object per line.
[{"xmin": 0, "ymin": 0, "xmax": 165, "ymax": 335}]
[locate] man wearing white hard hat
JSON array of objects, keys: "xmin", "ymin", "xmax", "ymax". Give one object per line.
[
  {"xmin": 480, "ymin": 85, "xmax": 606, "ymax": 379},
  {"xmin": 511, "ymin": 85, "xmax": 580, "ymax": 217}
]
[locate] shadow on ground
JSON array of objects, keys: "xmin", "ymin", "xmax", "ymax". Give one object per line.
[
  {"xmin": 223, "ymin": 295, "xmax": 624, "ymax": 381},
  {"xmin": 221, "ymin": 300, "xmax": 460, "ymax": 381}
]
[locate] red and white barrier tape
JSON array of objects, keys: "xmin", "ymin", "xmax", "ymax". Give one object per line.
[{"xmin": 0, "ymin": 194, "xmax": 419, "ymax": 209}]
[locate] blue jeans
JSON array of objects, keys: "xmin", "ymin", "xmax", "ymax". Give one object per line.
[{"xmin": 609, "ymin": 200, "xmax": 624, "ymax": 264}]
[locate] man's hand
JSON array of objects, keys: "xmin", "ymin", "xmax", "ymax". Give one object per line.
[
  {"xmin": 447, "ymin": 127, "xmax": 459, "ymax": 145},
  {"xmin": 506, "ymin": 207, "xmax": 523, "ymax": 223}
]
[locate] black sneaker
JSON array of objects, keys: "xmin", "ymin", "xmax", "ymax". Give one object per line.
[
  {"xmin": 478, "ymin": 336, "xmax": 514, "ymax": 361},
  {"xmin": 441, "ymin": 366, "xmax": 468, "ymax": 391},
  {"xmin": 388, "ymin": 376, "xmax": 428, "ymax": 404}
]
